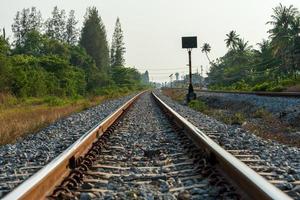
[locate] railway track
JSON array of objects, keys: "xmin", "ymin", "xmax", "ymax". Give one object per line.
[
  {"xmin": 3, "ymin": 92, "xmax": 293, "ymax": 199},
  {"xmin": 168, "ymin": 88, "xmax": 300, "ymax": 97}
]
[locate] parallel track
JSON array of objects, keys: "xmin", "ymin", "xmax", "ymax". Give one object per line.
[
  {"xmin": 168, "ymin": 88, "xmax": 300, "ymax": 97},
  {"xmin": 3, "ymin": 92, "xmax": 292, "ymax": 199}
]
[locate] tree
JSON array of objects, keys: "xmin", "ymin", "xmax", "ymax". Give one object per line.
[
  {"xmin": 111, "ymin": 17, "xmax": 126, "ymax": 66},
  {"xmin": 224, "ymin": 30, "xmax": 239, "ymax": 49},
  {"xmin": 141, "ymin": 70, "xmax": 149, "ymax": 84},
  {"xmin": 0, "ymin": 34, "xmax": 11, "ymax": 92},
  {"xmin": 80, "ymin": 7, "xmax": 109, "ymax": 72},
  {"xmin": 112, "ymin": 66, "xmax": 141, "ymax": 88},
  {"xmin": 45, "ymin": 6, "xmax": 66, "ymax": 42},
  {"xmin": 201, "ymin": 43, "xmax": 212, "ymax": 63},
  {"xmin": 236, "ymin": 39, "xmax": 252, "ymax": 52},
  {"xmin": 175, "ymin": 72, "xmax": 179, "ymax": 81},
  {"xmin": 65, "ymin": 10, "xmax": 79, "ymax": 45},
  {"xmin": 267, "ymin": 4, "xmax": 300, "ymax": 77},
  {"xmin": 12, "ymin": 7, "xmax": 42, "ymax": 46},
  {"xmin": 0, "ymin": 29, "xmax": 9, "ymax": 55}
]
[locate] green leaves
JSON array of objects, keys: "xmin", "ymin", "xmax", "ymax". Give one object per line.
[
  {"xmin": 208, "ymin": 4, "xmax": 300, "ymax": 91},
  {"xmin": 111, "ymin": 18, "xmax": 126, "ymax": 67}
]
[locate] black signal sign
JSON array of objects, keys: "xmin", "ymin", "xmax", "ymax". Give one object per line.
[{"xmin": 182, "ymin": 36, "xmax": 197, "ymax": 49}]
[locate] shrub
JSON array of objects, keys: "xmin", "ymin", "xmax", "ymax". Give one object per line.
[
  {"xmin": 231, "ymin": 112, "xmax": 245, "ymax": 125},
  {"xmin": 252, "ymin": 82, "xmax": 270, "ymax": 91},
  {"xmin": 43, "ymin": 96, "xmax": 67, "ymax": 106},
  {"xmin": 188, "ymin": 100, "xmax": 207, "ymax": 112},
  {"xmin": 253, "ymin": 108, "xmax": 268, "ymax": 118},
  {"xmin": 269, "ymin": 85, "xmax": 285, "ymax": 92},
  {"xmin": 0, "ymin": 93, "xmax": 18, "ymax": 106}
]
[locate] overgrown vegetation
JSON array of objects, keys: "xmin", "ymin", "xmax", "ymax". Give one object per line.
[
  {"xmin": 188, "ymin": 100, "xmax": 207, "ymax": 112},
  {"xmin": 0, "ymin": 6, "xmax": 150, "ymax": 145},
  {"xmin": 205, "ymin": 4, "xmax": 300, "ymax": 91},
  {"xmin": 0, "ymin": 87, "xmax": 139, "ymax": 145},
  {"xmin": 0, "ymin": 6, "xmax": 148, "ymax": 99}
]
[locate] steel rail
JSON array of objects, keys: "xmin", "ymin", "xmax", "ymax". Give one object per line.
[
  {"xmin": 169, "ymin": 88, "xmax": 300, "ymax": 97},
  {"xmin": 2, "ymin": 92, "xmax": 144, "ymax": 200},
  {"xmin": 152, "ymin": 92, "xmax": 292, "ymax": 200}
]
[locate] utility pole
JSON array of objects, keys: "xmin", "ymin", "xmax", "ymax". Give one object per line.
[
  {"xmin": 169, "ymin": 74, "xmax": 173, "ymax": 88},
  {"xmin": 201, "ymin": 65, "xmax": 203, "ymax": 77}
]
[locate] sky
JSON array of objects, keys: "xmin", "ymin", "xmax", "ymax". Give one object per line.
[{"xmin": 1, "ymin": 0, "xmax": 300, "ymax": 83}]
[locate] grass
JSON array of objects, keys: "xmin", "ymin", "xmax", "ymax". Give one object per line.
[
  {"xmin": 0, "ymin": 88, "xmax": 141, "ymax": 146},
  {"xmin": 188, "ymin": 100, "xmax": 207, "ymax": 112},
  {"xmin": 162, "ymin": 88, "xmax": 186, "ymax": 102}
]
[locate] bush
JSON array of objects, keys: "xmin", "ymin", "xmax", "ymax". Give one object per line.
[
  {"xmin": 230, "ymin": 112, "xmax": 245, "ymax": 125},
  {"xmin": 269, "ymin": 85, "xmax": 285, "ymax": 92},
  {"xmin": 188, "ymin": 100, "xmax": 207, "ymax": 112},
  {"xmin": 252, "ymin": 82, "xmax": 270, "ymax": 91},
  {"xmin": 43, "ymin": 96, "xmax": 67, "ymax": 106},
  {"xmin": 0, "ymin": 93, "xmax": 18, "ymax": 106},
  {"xmin": 253, "ymin": 108, "xmax": 268, "ymax": 118}
]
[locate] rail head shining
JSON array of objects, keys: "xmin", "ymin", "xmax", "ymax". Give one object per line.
[
  {"xmin": 3, "ymin": 92, "xmax": 144, "ymax": 200},
  {"xmin": 152, "ymin": 92, "xmax": 292, "ymax": 200}
]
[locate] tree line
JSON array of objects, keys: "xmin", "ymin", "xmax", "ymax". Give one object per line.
[
  {"xmin": 0, "ymin": 6, "xmax": 144, "ymax": 98},
  {"xmin": 203, "ymin": 4, "xmax": 300, "ymax": 91}
]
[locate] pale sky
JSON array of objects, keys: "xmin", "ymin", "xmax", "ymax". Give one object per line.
[{"xmin": 1, "ymin": 0, "xmax": 300, "ymax": 82}]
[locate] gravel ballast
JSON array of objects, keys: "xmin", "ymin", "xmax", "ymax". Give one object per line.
[
  {"xmin": 196, "ymin": 91, "xmax": 300, "ymax": 127},
  {"xmin": 0, "ymin": 94, "xmax": 136, "ymax": 198},
  {"xmin": 60, "ymin": 93, "xmax": 238, "ymax": 199},
  {"xmin": 155, "ymin": 90, "xmax": 300, "ymax": 198}
]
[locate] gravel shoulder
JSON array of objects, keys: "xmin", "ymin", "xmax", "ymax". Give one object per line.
[
  {"xmin": 155, "ymin": 90, "xmax": 300, "ymax": 198},
  {"xmin": 69, "ymin": 93, "xmax": 238, "ymax": 199},
  {"xmin": 0, "ymin": 94, "xmax": 136, "ymax": 198},
  {"xmin": 197, "ymin": 91, "xmax": 300, "ymax": 128}
]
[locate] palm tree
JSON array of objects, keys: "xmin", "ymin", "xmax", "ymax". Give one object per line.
[
  {"xmin": 257, "ymin": 39, "xmax": 270, "ymax": 54},
  {"xmin": 201, "ymin": 43, "xmax": 212, "ymax": 63},
  {"xmin": 267, "ymin": 4, "xmax": 299, "ymax": 55},
  {"xmin": 267, "ymin": 4, "xmax": 299, "ymax": 77},
  {"xmin": 236, "ymin": 38, "xmax": 252, "ymax": 52},
  {"xmin": 225, "ymin": 30, "xmax": 239, "ymax": 49}
]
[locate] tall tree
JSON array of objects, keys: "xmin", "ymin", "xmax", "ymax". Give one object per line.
[
  {"xmin": 12, "ymin": 7, "xmax": 42, "ymax": 46},
  {"xmin": 142, "ymin": 70, "xmax": 149, "ymax": 84},
  {"xmin": 236, "ymin": 38, "xmax": 252, "ymax": 52},
  {"xmin": 65, "ymin": 10, "xmax": 79, "ymax": 45},
  {"xmin": 224, "ymin": 30, "xmax": 239, "ymax": 49},
  {"xmin": 45, "ymin": 6, "xmax": 66, "ymax": 41},
  {"xmin": 201, "ymin": 43, "xmax": 212, "ymax": 63},
  {"xmin": 111, "ymin": 17, "xmax": 126, "ymax": 67},
  {"xmin": 267, "ymin": 4, "xmax": 300, "ymax": 76},
  {"xmin": 80, "ymin": 7, "xmax": 109, "ymax": 72}
]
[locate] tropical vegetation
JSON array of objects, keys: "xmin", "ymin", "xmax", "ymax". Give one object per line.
[
  {"xmin": 205, "ymin": 4, "xmax": 300, "ymax": 91},
  {"xmin": 0, "ymin": 6, "xmax": 146, "ymax": 99}
]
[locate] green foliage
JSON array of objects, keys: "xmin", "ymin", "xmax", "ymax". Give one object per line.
[
  {"xmin": 0, "ymin": 54, "xmax": 12, "ymax": 91},
  {"xmin": 0, "ymin": 6, "xmax": 143, "ymax": 101},
  {"xmin": 230, "ymin": 112, "xmax": 245, "ymax": 125},
  {"xmin": 188, "ymin": 100, "xmax": 207, "ymax": 112},
  {"xmin": 112, "ymin": 66, "xmax": 141, "ymax": 89},
  {"xmin": 80, "ymin": 7, "xmax": 109, "ymax": 72},
  {"xmin": 252, "ymin": 82, "xmax": 270, "ymax": 91},
  {"xmin": 111, "ymin": 18, "xmax": 125, "ymax": 67},
  {"xmin": 12, "ymin": 7, "xmax": 42, "ymax": 46},
  {"xmin": 207, "ymin": 4, "xmax": 300, "ymax": 92},
  {"xmin": 43, "ymin": 96, "xmax": 68, "ymax": 106},
  {"xmin": 253, "ymin": 108, "xmax": 269, "ymax": 118}
]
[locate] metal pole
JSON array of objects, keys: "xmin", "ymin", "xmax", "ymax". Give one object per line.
[
  {"xmin": 189, "ymin": 50, "xmax": 192, "ymax": 87},
  {"xmin": 187, "ymin": 49, "xmax": 196, "ymax": 102}
]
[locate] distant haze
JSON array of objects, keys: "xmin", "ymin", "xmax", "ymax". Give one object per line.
[{"xmin": 1, "ymin": 0, "xmax": 300, "ymax": 82}]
